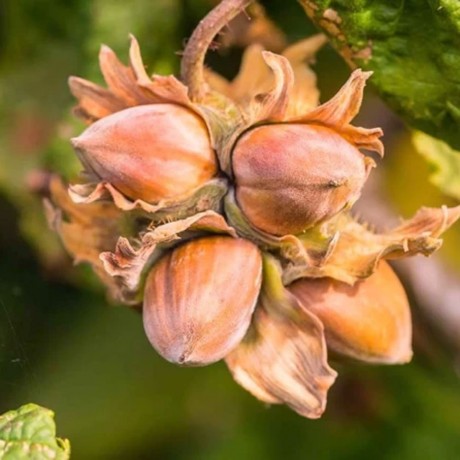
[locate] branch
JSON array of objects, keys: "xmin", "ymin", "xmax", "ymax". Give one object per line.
[{"xmin": 180, "ymin": 0, "xmax": 253, "ymax": 101}]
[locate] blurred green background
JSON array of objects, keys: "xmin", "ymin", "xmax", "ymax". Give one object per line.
[{"xmin": 1, "ymin": 1, "xmax": 460, "ymax": 458}]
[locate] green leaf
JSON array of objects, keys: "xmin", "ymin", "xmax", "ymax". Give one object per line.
[
  {"xmin": 412, "ymin": 130, "xmax": 460, "ymax": 200},
  {"xmin": 0, "ymin": 404, "xmax": 70, "ymax": 460},
  {"xmin": 300, "ymin": 0, "xmax": 460, "ymax": 150}
]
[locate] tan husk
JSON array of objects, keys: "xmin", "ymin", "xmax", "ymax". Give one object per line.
[
  {"xmin": 224, "ymin": 190, "xmax": 460, "ymax": 286},
  {"xmin": 226, "ymin": 254, "xmax": 337, "ymax": 418},
  {"xmin": 47, "ymin": 173, "xmax": 238, "ymax": 304},
  {"xmin": 283, "ymin": 205, "xmax": 460, "ymax": 285},
  {"xmin": 69, "ymin": 36, "xmax": 194, "ymax": 123},
  {"xmin": 69, "ymin": 177, "xmax": 228, "ymax": 219},
  {"xmin": 205, "ymin": 34, "xmax": 326, "ymax": 121},
  {"xmin": 45, "ymin": 175, "xmax": 129, "ymax": 299}
]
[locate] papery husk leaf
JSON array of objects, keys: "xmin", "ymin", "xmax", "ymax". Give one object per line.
[
  {"xmin": 128, "ymin": 35, "xmax": 237, "ymax": 145},
  {"xmin": 127, "ymin": 35, "xmax": 190, "ymax": 104},
  {"xmin": 338, "ymin": 124, "xmax": 384, "ymax": 156},
  {"xmin": 129, "ymin": 34, "xmax": 237, "ymax": 144},
  {"xmin": 392, "ymin": 205, "xmax": 460, "ymax": 237},
  {"xmin": 291, "ymin": 69, "xmax": 384, "ymax": 157},
  {"xmin": 100, "ymin": 211, "xmax": 237, "ymax": 303},
  {"xmin": 68, "ymin": 77, "xmax": 128, "ymax": 123},
  {"xmin": 298, "ymin": 69, "xmax": 370, "ymax": 125},
  {"xmin": 45, "ymin": 176, "xmax": 128, "ymax": 298},
  {"xmin": 226, "ymin": 255, "xmax": 336, "ymax": 418},
  {"xmin": 211, "ymin": 44, "xmax": 268, "ymax": 104},
  {"xmin": 69, "ymin": 177, "xmax": 228, "ymax": 220},
  {"xmin": 216, "ymin": 51, "xmax": 294, "ymax": 174},
  {"xmin": 128, "ymin": 36, "xmax": 196, "ymax": 108},
  {"xmin": 70, "ymin": 36, "xmax": 201, "ymax": 125},
  {"xmin": 283, "ymin": 205, "xmax": 460, "ymax": 285},
  {"xmin": 247, "ymin": 51, "xmax": 294, "ymax": 122},
  {"xmin": 281, "ymin": 34, "xmax": 327, "ymax": 117},
  {"xmin": 206, "ymin": 35, "xmax": 326, "ymax": 117},
  {"xmin": 99, "ymin": 44, "xmax": 155, "ymax": 105},
  {"xmin": 128, "ymin": 33, "xmax": 153, "ymax": 85}
]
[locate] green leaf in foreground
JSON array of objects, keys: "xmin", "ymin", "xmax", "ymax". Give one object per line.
[
  {"xmin": 0, "ymin": 404, "xmax": 70, "ymax": 460},
  {"xmin": 300, "ymin": 0, "xmax": 460, "ymax": 150},
  {"xmin": 412, "ymin": 131, "xmax": 460, "ymax": 200}
]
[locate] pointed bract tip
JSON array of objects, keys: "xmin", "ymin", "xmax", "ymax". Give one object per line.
[
  {"xmin": 128, "ymin": 33, "xmax": 140, "ymax": 45},
  {"xmin": 67, "ymin": 76, "xmax": 80, "ymax": 94},
  {"xmin": 99, "ymin": 44, "xmax": 114, "ymax": 57},
  {"xmin": 352, "ymin": 68, "xmax": 373, "ymax": 80},
  {"xmin": 261, "ymin": 50, "xmax": 291, "ymax": 68},
  {"xmin": 261, "ymin": 50, "xmax": 274, "ymax": 58}
]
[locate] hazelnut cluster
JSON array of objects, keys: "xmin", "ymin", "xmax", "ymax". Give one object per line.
[{"xmin": 46, "ymin": 3, "xmax": 460, "ymax": 418}]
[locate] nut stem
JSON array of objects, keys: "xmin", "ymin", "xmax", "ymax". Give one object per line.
[{"xmin": 181, "ymin": 0, "xmax": 253, "ymax": 101}]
